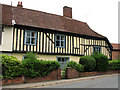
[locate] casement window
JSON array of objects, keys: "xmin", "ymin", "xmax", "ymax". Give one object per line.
[
  {"xmin": 93, "ymin": 46, "xmax": 101, "ymax": 53},
  {"xmin": 55, "ymin": 34, "xmax": 65, "ymax": 48},
  {"xmin": 57, "ymin": 57, "xmax": 70, "ymax": 70},
  {"xmin": 24, "ymin": 30, "xmax": 37, "ymax": 45}
]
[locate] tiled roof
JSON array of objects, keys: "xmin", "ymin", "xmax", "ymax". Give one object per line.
[
  {"xmin": 1, "ymin": 4, "xmax": 105, "ymax": 38},
  {"xmin": 111, "ymin": 43, "xmax": 120, "ymax": 50}
]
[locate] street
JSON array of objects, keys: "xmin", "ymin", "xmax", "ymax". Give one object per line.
[{"xmin": 40, "ymin": 74, "xmax": 119, "ymax": 88}]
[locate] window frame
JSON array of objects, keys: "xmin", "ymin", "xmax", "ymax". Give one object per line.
[
  {"xmin": 24, "ymin": 30, "xmax": 37, "ymax": 45},
  {"xmin": 93, "ymin": 46, "xmax": 101, "ymax": 53},
  {"xmin": 55, "ymin": 34, "xmax": 65, "ymax": 48},
  {"xmin": 57, "ymin": 57, "xmax": 70, "ymax": 70}
]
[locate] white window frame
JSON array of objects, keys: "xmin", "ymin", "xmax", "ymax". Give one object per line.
[
  {"xmin": 24, "ymin": 30, "xmax": 37, "ymax": 45},
  {"xmin": 55, "ymin": 34, "xmax": 65, "ymax": 48}
]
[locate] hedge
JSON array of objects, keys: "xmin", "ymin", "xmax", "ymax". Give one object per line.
[
  {"xmin": 79, "ymin": 56, "xmax": 96, "ymax": 72},
  {"xmin": 67, "ymin": 61, "xmax": 84, "ymax": 72},
  {"xmin": 1, "ymin": 54, "xmax": 22, "ymax": 79},
  {"xmin": 91, "ymin": 53, "xmax": 109, "ymax": 71},
  {"xmin": 21, "ymin": 52, "xmax": 60, "ymax": 77},
  {"xmin": 108, "ymin": 60, "xmax": 120, "ymax": 70},
  {"xmin": 2, "ymin": 53, "xmax": 60, "ymax": 79}
]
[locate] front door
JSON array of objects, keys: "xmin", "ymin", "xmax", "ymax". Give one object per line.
[{"xmin": 57, "ymin": 57, "xmax": 70, "ymax": 70}]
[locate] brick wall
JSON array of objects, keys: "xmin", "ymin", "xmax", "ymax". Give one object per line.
[
  {"xmin": 1, "ymin": 68, "xmax": 61, "ymax": 85},
  {"xmin": 66, "ymin": 67, "xmax": 119, "ymax": 79},
  {"xmin": 25, "ymin": 68, "xmax": 61, "ymax": 83},
  {"xmin": 66, "ymin": 67, "xmax": 80, "ymax": 79},
  {"xmin": 112, "ymin": 51, "xmax": 120, "ymax": 60}
]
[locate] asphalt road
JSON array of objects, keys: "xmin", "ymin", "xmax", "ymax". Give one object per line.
[{"xmin": 41, "ymin": 74, "xmax": 119, "ymax": 88}]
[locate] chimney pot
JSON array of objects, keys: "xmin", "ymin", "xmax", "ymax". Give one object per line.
[
  {"xmin": 17, "ymin": 1, "xmax": 23, "ymax": 8},
  {"xmin": 63, "ymin": 6, "xmax": 72, "ymax": 18}
]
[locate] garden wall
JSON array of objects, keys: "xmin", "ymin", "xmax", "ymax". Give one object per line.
[
  {"xmin": 66, "ymin": 67, "xmax": 119, "ymax": 79},
  {"xmin": 1, "ymin": 68, "xmax": 61, "ymax": 85}
]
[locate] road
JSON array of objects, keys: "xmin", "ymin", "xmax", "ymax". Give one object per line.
[{"xmin": 40, "ymin": 74, "xmax": 119, "ymax": 88}]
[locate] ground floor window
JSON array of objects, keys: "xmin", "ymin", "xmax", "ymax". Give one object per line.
[
  {"xmin": 93, "ymin": 46, "xmax": 101, "ymax": 53},
  {"xmin": 57, "ymin": 57, "xmax": 70, "ymax": 70}
]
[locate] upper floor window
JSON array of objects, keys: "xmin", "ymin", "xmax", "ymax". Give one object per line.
[
  {"xmin": 55, "ymin": 34, "xmax": 65, "ymax": 48},
  {"xmin": 25, "ymin": 30, "xmax": 37, "ymax": 45},
  {"xmin": 93, "ymin": 46, "xmax": 101, "ymax": 53}
]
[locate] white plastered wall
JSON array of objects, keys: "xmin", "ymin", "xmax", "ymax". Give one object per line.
[{"xmin": 0, "ymin": 27, "xmax": 13, "ymax": 51}]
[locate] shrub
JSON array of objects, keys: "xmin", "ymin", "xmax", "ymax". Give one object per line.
[
  {"xmin": 91, "ymin": 52, "xmax": 109, "ymax": 71},
  {"xmin": 108, "ymin": 60, "xmax": 120, "ymax": 70},
  {"xmin": 21, "ymin": 52, "xmax": 60, "ymax": 77},
  {"xmin": 79, "ymin": 56, "xmax": 96, "ymax": 72},
  {"xmin": 67, "ymin": 61, "xmax": 84, "ymax": 72},
  {"xmin": 1, "ymin": 54, "xmax": 22, "ymax": 79}
]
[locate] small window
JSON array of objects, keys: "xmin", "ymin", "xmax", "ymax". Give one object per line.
[
  {"xmin": 55, "ymin": 34, "xmax": 65, "ymax": 48},
  {"xmin": 57, "ymin": 57, "xmax": 70, "ymax": 70},
  {"xmin": 93, "ymin": 46, "xmax": 101, "ymax": 53},
  {"xmin": 24, "ymin": 30, "xmax": 37, "ymax": 45}
]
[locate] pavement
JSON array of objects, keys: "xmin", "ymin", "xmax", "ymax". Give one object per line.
[{"xmin": 1, "ymin": 74, "xmax": 118, "ymax": 89}]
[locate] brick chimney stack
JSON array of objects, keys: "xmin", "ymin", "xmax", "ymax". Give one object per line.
[
  {"xmin": 17, "ymin": 1, "xmax": 23, "ymax": 8},
  {"xmin": 63, "ymin": 6, "xmax": 72, "ymax": 18}
]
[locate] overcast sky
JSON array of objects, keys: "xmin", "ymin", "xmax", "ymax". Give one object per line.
[{"xmin": 0, "ymin": 0, "xmax": 119, "ymax": 43}]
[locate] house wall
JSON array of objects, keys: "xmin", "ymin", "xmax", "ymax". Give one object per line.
[
  {"xmin": 112, "ymin": 50, "xmax": 120, "ymax": 60},
  {"xmin": 12, "ymin": 27, "xmax": 111, "ymax": 59},
  {"xmin": 12, "ymin": 53, "xmax": 81, "ymax": 63},
  {"xmin": 0, "ymin": 27, "xmax": 13, "ymax": 51}
]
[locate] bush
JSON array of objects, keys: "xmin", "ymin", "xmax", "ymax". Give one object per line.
[
  {"xmin": 21, "ymin": 52, "xmax": 60, "ymax": 77},
  {"xmin": 1, "ymin": 54, "xmax": 22, "ymax": 79},
  {"xmin": 91, "ymin": 53, "xmax": 109, "ymax": 71},
  {"xmin": 67, "ymin": 61, "xmax": 84, "ymax": 72},
  {"xmin": 79, "ymin": 56, "xmax": 96, "ymax": 72},
  {"xmin": 108, "ymin": 60, "xmax": 120, "ymax": 70}
]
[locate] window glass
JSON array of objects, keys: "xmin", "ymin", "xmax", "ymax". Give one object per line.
[
  {"xmin": 55, "ymin": 34, "xmax": 65, "ymax": 48},
  {"xmin": 61, "ymin": 41, "xmax": 64, "ymax": 46},
  {"xmin": 25, "ymin": 31, "xmax": 37, "ymax": 45},
  {"xmin": 93, "ymin": 46, "xmax": 101, "ymax": 53},
  {"xmin": 57, "ymin": 57, "xmax": 70, "ymax": 70},
  {"xmin": 31, "ymin": 32, "xmax": 36, "ymax": 37},
  {"xmin": 56, "ymin": 35, "xmax": 60, "ymax": 40},
  {"xmin": 61, "ymin": 36, "xmax": 64, "ymax": 40}
]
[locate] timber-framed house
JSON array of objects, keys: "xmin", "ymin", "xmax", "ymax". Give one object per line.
[{"xmin": 0, "ymin": 3, "xmax": 113, "ymax": 69}]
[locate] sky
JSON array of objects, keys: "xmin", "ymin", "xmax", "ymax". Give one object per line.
[{"xmin": 0, "ymin": 0, "xmax": 119, "ymax": 43}]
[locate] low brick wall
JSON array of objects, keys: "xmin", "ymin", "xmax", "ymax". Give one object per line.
[
  {"xmin": 66, "ymin": 67, "xmax": 119, "ymax": 79},
  {"xmin": 66, "ymin": 67, "xmax": 80, "ymax": 79},
  {"xmin": 1, "ymin": 76, "xmax": 24, "ymax": 85},
  {"xmin": 1, "ymin": 68, "xmax": 61, "ymax": 85},
  {"xmin": 25, "ymin": 68, "xmax": 61, "ymax": 83}
]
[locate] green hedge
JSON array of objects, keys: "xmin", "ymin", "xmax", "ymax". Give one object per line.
[
  {"xmin": 2, "ymin": 53, "xmax": 60, "ymax": 79},
  {"xmin": 67, "ymin": 61, "xmax": 84, "ymax": 72},
  {"xmin": 91, "ymin": 53, "xmax": 109, "ymax": 71},
  {"xmin": 79, "ymin": 56, "xmax": 96, "ymax": 72},
  {"xmin": 108, "ymin": 60, "xmax": 120, "ymax": 70},
  {"xmin": 1, "ymin": 55, "xmax": 22, "ymax": 79},
  {"xmin": 21, "ymin": 52, "xmax": 60, "ymax": 77}
]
